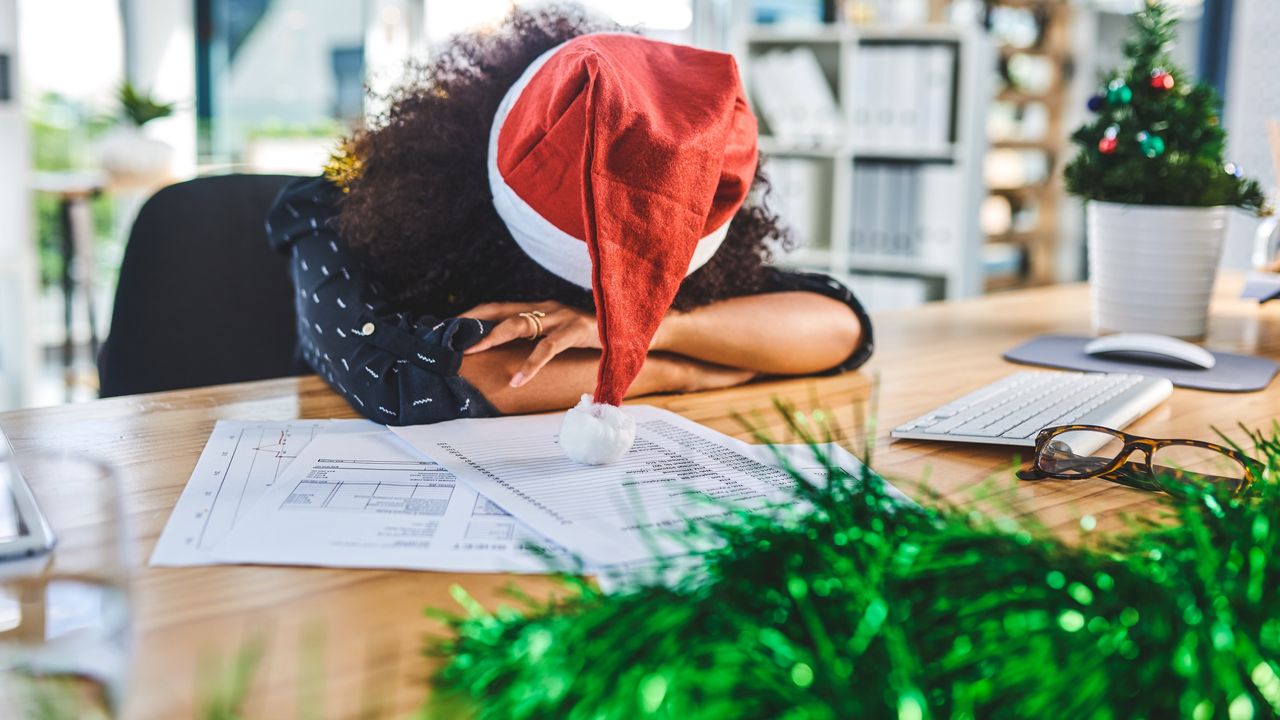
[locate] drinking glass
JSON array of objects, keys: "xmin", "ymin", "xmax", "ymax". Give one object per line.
[{"xmin": 0, "ymin": 453, "xmax": 131, "ymax": 719}]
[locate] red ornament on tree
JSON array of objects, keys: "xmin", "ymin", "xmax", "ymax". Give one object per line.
[
  {"xmin": 1098, "ymin": 136, "xmax": 1118, "ymax": 155},
  {"xmin": 1150, "ymin": 70, "xmax": 1175, "ymax": 91}
]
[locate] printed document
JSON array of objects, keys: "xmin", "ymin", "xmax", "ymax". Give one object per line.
[
  {"xmin": 155, "ymin": 412, "xmax": 899, "ymax": 580},
  {"xmin": 581, "ymin": 441, "xmax": 903, "ymax": 593},
  {"xmin": 390, "ymin": 406, "xmax": 876, "ymax": 566},
  {"xmin": 212, "ymin": 421, "xmax": 565, "ymax": 573},
  {"xmin": 151, "ymin": 420, "xmax": 333, "ymax": 566}
]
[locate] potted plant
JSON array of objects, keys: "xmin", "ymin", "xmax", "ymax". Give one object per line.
[
  {"xmin": 1064, "ymin": 1, "xmax": 1268, "ymax": 339},
  {"xmin": 97, "ymin": 82, "xmax": 176, "ymax": 188}
]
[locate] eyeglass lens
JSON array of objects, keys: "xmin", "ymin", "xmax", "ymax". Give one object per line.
[
  {"xmin": 1149, "ymin": 442, "xmax": 1247, "ymax": 489},
  {"xmin": 1036, "ymin": 429, "xmax": 1127, "ymax": 477}
]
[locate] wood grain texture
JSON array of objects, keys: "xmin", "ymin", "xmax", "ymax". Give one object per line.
[{"xmin": 2, "ymin": 276, "xmax": 1278, "ymax": 718}]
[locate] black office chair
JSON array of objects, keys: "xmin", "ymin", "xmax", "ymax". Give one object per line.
[{"xmin": 98, "ymin": 174, "xmax": 306, "ymax": 397}]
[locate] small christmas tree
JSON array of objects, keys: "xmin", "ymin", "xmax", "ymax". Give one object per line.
[{"xmin": 1064, "ymin": 1, "xmax": 1267, "ymax": 213}]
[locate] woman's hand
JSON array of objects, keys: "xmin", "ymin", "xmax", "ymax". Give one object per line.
[
  {"xmin": 461, "ymin": 288, "xmax": 862, "ymax": 390},
  {"xmin": 462, "ymin": 301, "xmax": 602, "ymax": 387}
]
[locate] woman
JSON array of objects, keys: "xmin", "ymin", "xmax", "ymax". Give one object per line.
[{"xmin": 267, "ymin": 6, "xmax": 872, "ymax": 436}]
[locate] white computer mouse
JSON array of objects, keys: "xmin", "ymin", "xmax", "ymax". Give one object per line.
[{"xmin": 1084, "ymin": 333, "xmax": 1216, "ymax": 370}]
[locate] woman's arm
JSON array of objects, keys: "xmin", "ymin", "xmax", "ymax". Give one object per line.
[
  {"xmin": 463, "ymin": 290, "xmax": 862, "ymax": 386},
  {"xmin": 650, "ymin": 291, "xmax": 861, "ymax": 374},
  {"xmin": 460, "ymin": 344, "xmax": 755, "ymax": 415}
]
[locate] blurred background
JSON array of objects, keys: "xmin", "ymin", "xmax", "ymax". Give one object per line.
[{"xmin": 0, "ymin": 0, "xmax": 1275, "ymax": 412}]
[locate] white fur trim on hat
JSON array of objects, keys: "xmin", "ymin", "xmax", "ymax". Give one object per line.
[
  {"xmin": 559, "ymin": 394, "xmax": 637, "ymax": 465},
  {"xmin": 487, "ymin": 35, "xmax": 730, "ymax": 290}
]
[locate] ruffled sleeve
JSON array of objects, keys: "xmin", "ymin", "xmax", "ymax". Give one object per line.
[{"xmin": 266, "ymin": 176, "xmax": 498, "ymax": 424}]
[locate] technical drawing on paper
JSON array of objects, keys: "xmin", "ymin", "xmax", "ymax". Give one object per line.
[
  {"xmin": 150, "ymin": 420, "xmax": 332, "ymax": 565},
  {"xmin": 277, "ymin": 456, "xmax": 522, "ymax": 543},
  {"xmin": 280, "ymin": 457, "xmax": 457, "ymax": 515},
  {"xmin": 196, "ymin": 422, "xmax": 328, "ymax": 548}
]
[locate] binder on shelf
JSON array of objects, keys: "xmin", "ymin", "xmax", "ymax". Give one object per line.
[
  {"xmin": 871, "ymin": 164, "xmax": 891, "ymax": 254},
  {"xmin": 923, "ymin": 44, "xmax": 955, "ymax": 152},
  {"xmin": 749, "ymin": 47, "xmax": 842, "ymax": 145},
  {"xmin": 855, "ymin": 45, "xmax": 875, "ymax": 143},
  {"xmin": 904, "ymin": 165, "xmax": 921, "ymax": 257},
  {"xmin": 880, "ymin": 47, "xmax": 903, "ymax": 149},
  {"xmin": 884, "ymin": 164, "xmax": 901, "ymax": 255},
  {"xmin": 769, "ymin": 157, "xmax": 828, "ymax": 251},
  {"xmin": 865, "ymin": 44, "xmax": 885, "ymax": 148},
  {"xmin": 850, "ymin": 163, "xmax": 865, "ymax": 252},
  {"xmin": 896, "ymin": 164, "xmax": 914, "ymax": 255},
  {"xmin": 892, "ymin": 48, "xmax": 920, "ymax": 151},
  {"xmin": 918, "ymin": 164, "xmax": 960, "ymax": 265},
  {"xmin": 872, "ymin": 49, "xmax": 895, "ymax": 151},
  {"xmin": 854, "ymin": 163, "xmax": 869, "ymax": 254},
  {"xmin": 850, "ymin": 41, "xmax": 957, "ymax": 156}
]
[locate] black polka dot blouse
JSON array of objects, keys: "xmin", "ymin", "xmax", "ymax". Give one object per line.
[{"xmin": 266, "ymin": 176, "xmax": 874, "ymax": 427}]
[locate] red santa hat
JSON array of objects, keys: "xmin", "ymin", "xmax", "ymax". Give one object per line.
[{"xmin": 488, "ymin": 33, "xmax": 758, "ymax": 464}]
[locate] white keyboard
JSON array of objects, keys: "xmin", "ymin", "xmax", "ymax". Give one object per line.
[{"xmin": 891, "ymin": 371, "xmax": 1173, "ymax": 447}]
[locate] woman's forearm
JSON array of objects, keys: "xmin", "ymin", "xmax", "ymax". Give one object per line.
[
  {"xmin": 462, "ymin": 345, "xmax": 754, "ymax": 415},
  {"xmin": 651, "ymin": 291, "xmax": 862, "ymax": 375}
]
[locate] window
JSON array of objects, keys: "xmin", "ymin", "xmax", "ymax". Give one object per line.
[{"xmin": 196, "ymin": 0, "xmax": 366, "ymax": 171}]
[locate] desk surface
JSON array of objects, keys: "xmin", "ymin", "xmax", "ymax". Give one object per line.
[{"xmin": 3, "ymin": 277, "xmax": 1279, "ymax": 719}]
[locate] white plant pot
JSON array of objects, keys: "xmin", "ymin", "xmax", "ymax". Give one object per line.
[
  {"xmin": 97, "ymin": 126, "xmax": 174, "ymax": 189},
  {"xmin": 1086, "ymin": 201, "xmax": 1228, "ymax": 339}
]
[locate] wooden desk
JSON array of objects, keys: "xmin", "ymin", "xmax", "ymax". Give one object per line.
[{"xmin": 2, "ymin": 277, "xmax": 1278, "ymax": 719}]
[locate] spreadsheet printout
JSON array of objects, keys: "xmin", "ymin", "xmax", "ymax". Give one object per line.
[{"xmin": 390, "ymin": 406, "xmax": 880, "ymax": 566}]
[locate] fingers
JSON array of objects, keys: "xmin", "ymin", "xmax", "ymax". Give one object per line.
[
  {"xmin": 458, "ymin": 302, "xmax": 522, "ymax": 321},
  {"xmin": 466, "ymin": 313, "xmax": 541, "ymax": 354},
  {"xmin": 467, "ymin": 308, "xmax": 584, "ymax": 355},
  {"xmin": 460, "ymin": 302, "xmax": 571, "ymax": 355},
  {"xmin": 459, "ymin": 300, "xmax": 562, "ymax": 321},
  {"xmin": 510, "ymin": 332, "xmax": 571, "ymax": 387}
]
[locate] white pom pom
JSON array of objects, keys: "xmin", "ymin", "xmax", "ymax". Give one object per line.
[{"xmin": 559, "ymin": 394, "xmax": 636, "ymax": 465}]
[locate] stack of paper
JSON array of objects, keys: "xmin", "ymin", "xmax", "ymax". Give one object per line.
[
  {"xmin": 152, "ymin": 408, "xmax": 897, "ymax": 587},
  {"xmin": 152, "ymin": 419, "xmax": 564, "ymax": 574}
]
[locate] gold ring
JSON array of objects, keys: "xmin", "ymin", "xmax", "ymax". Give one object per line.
[{"xmin": 518, "ymin": 311, "xmax": 543, "ymax": 340}]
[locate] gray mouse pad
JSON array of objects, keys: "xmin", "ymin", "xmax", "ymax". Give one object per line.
[{"xmin": 1003, "ymin": 334, "xmax": 1278, "ymax": 393}]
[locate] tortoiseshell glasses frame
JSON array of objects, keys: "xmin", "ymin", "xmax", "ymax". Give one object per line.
[{"xmin": 1016, "ymin": 424, "xmax": 1262, "ymax": 496}]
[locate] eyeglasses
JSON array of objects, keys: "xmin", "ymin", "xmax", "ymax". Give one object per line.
[{"xmin": 1017, "ymin": 425, "xmax": 1261, "ymax": 496}]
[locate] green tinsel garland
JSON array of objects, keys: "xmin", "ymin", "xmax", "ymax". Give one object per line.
[{"xmin": 426, "ymin": 417, "xmax": 1280, "ymax": 720}]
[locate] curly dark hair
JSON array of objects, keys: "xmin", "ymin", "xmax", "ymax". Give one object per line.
[{"xmin": 338, "ymin": 4, "xmax": 790, "ymax": 317}]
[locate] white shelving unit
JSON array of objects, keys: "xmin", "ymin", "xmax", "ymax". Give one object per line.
[{"xmin": 734, "ymin": 21, "xmax": 994, "ymax": 308}]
